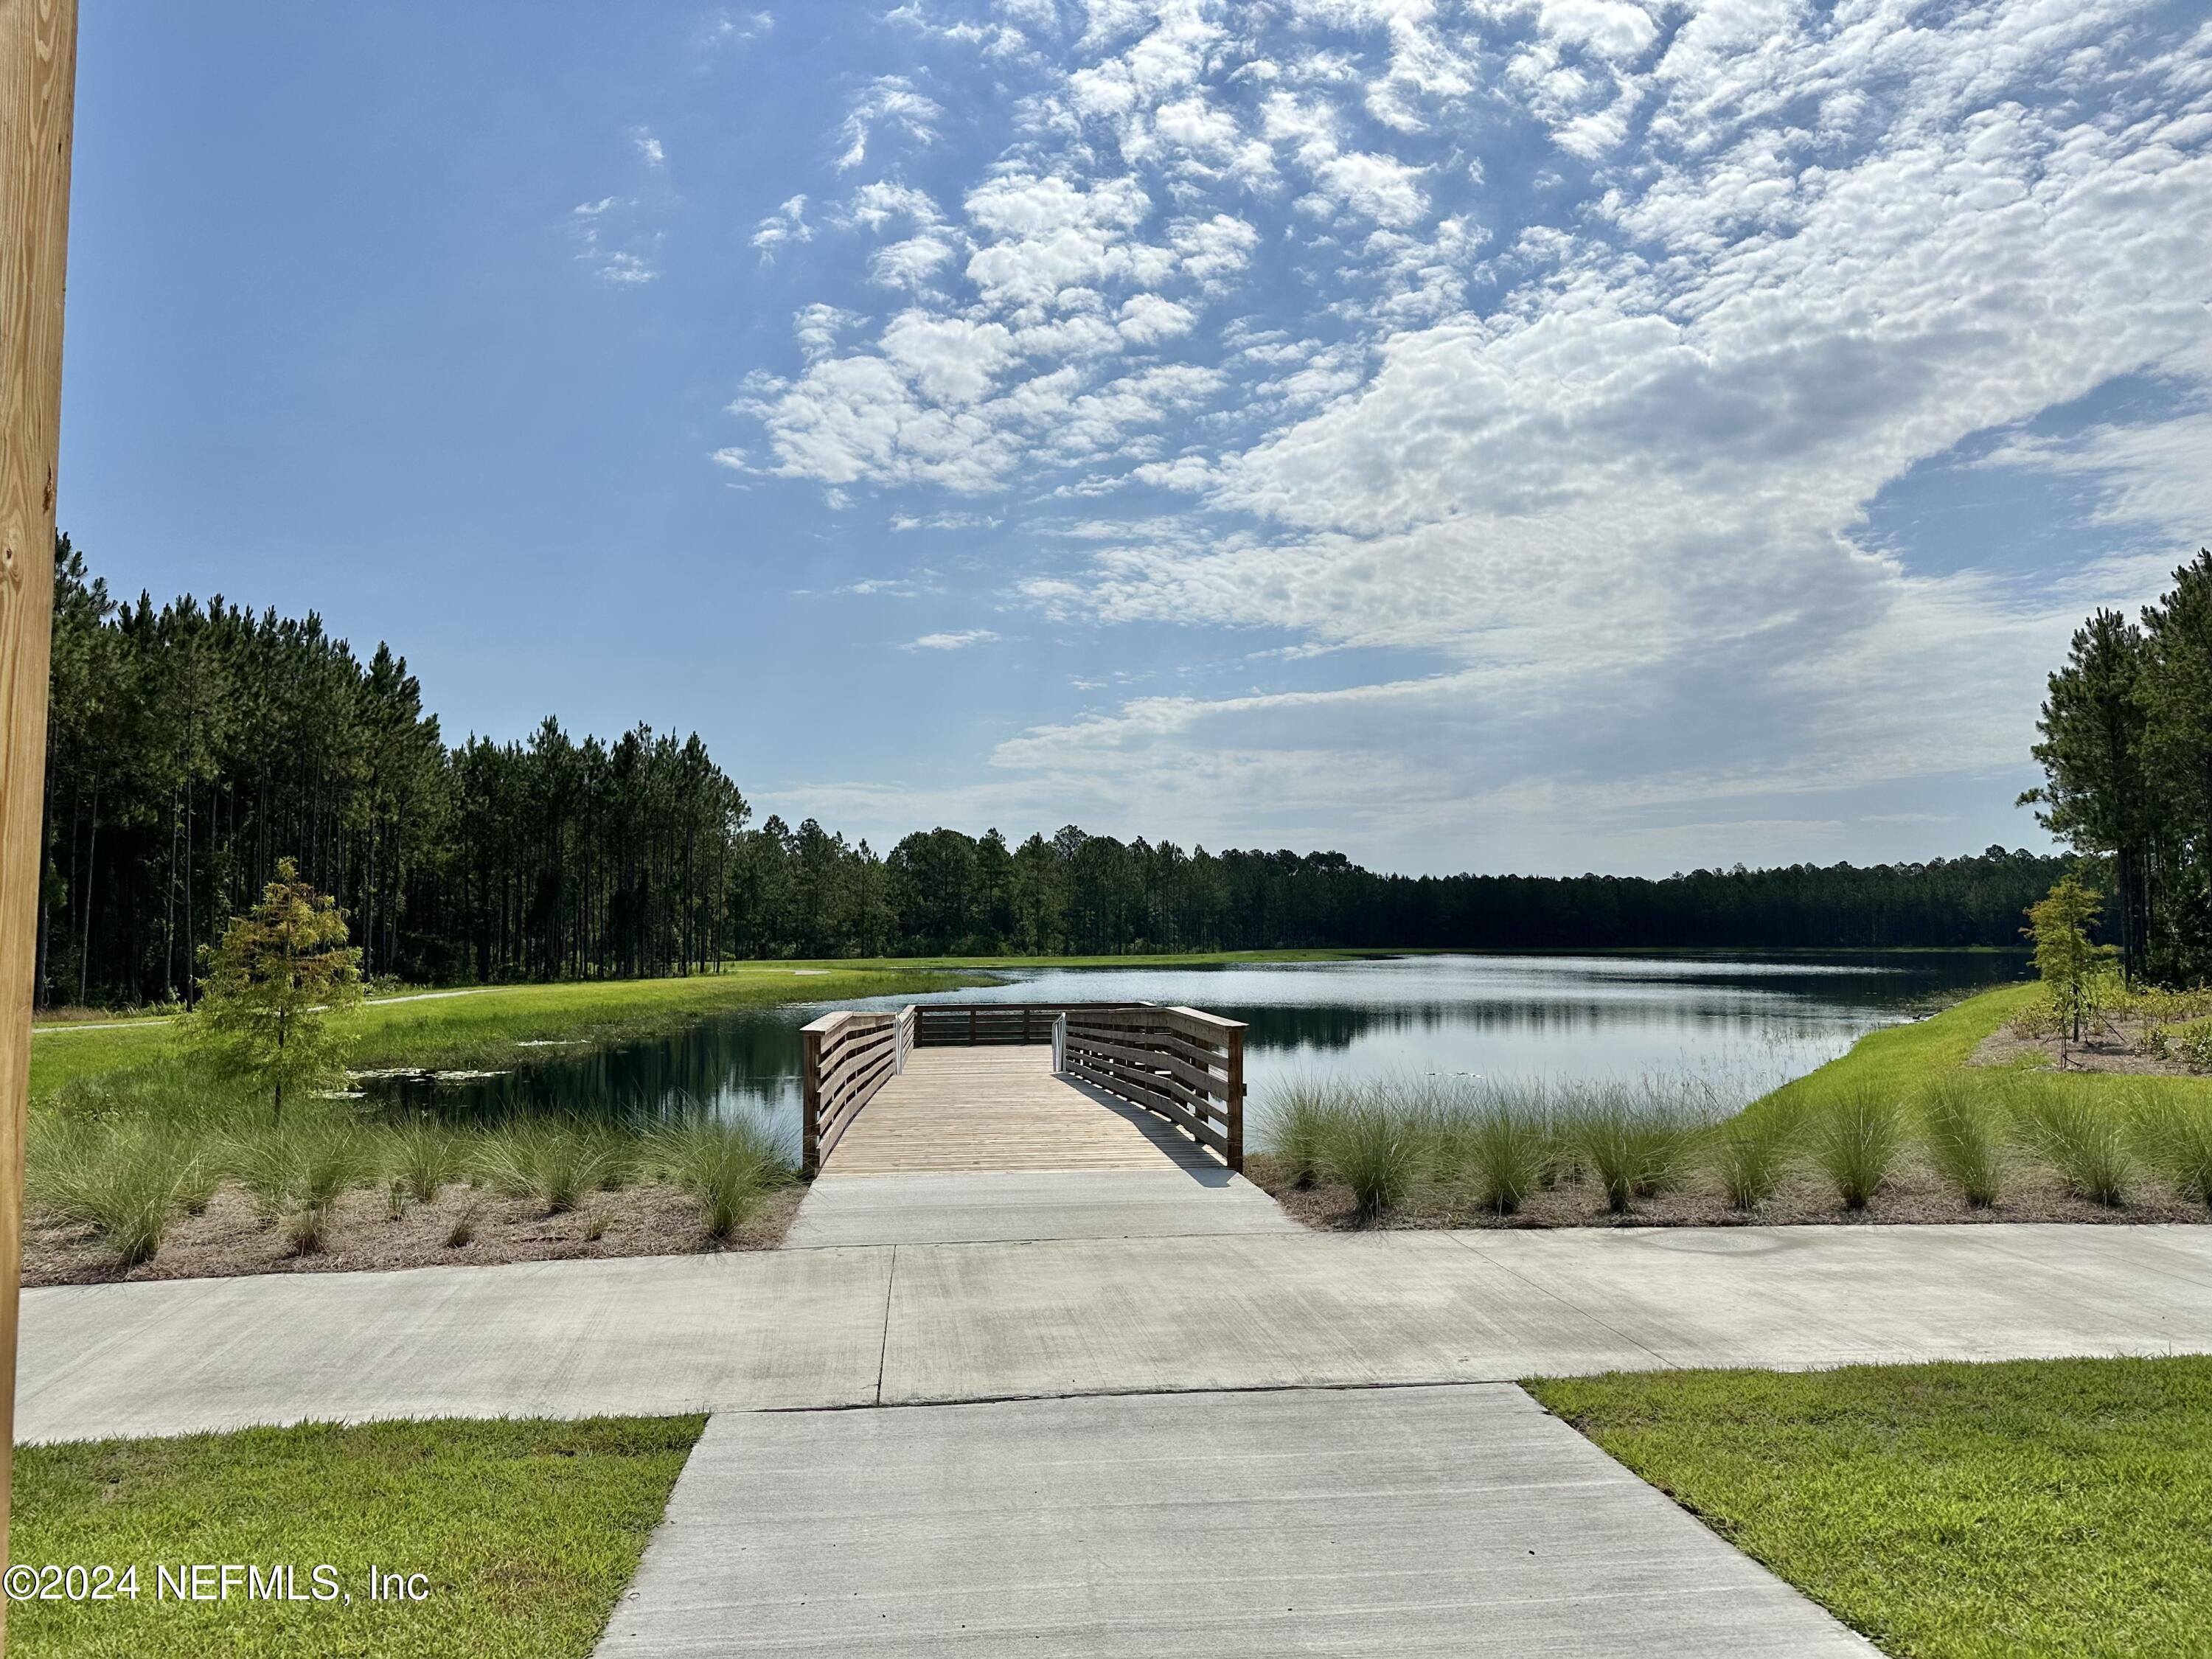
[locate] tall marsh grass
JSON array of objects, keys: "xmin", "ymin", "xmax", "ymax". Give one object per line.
[
  {"xmin": 1566, "ymin": 1091, "xmax": 1699, "ymax": 1215},
  {"xmin": 2008, "ymin": 1079, "xmax": 2132, "ymax": 1207},
  {"xmin": 1917, "ymin": 1075, "xmax": 2006, "ymax": 1208},
  {"xmin": 1261, "ymin": 1076, "xmax": 1338, "ymax": 1192},
  {"xmin": 29, "ymin": 1119, "xmax": 212, "ymax": 1267},
  {"xmin": 2132, "ymin": 1090, "xmax": 2212, "ymax": 1208},
  {"xmin": 1322, "ymin": 1094, "xmax": 1422, "ymax": 1222},
  {"xmin": 648, "ymin": 1113, "xmax": 792, "ymax": 1238},
  {"xmin": 1809, "ymin": 1088, "xmax": 1904, "ymax": 1209},
  {"xmin": 1703, "ymin": 1113, "xmax": 1795, "ymax": 1210},
  {"xmin": 1454, "ymin": 1099, "xmax": 1554, "ymax": 1217},
  {"xmin": 384, "ymin": 1119, "xmax": 468, "ymax": 1203},
  {"xmin": 473, "ymin": 1120, "xmax": 634, "ymax": 1214}
]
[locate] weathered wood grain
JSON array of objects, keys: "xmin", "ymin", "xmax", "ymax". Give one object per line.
[
  {"xmin": 0, "ymin": 0, "xmax": 74, "ymax": 1627},
  {"xmin": 821, "ymin": 1046, "xmax": 1218, "ymax": 1176}
]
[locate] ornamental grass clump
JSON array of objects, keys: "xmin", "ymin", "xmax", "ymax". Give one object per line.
[
  {"xmin": 384, "ymin": 1118, "xmax": 469, "ymax": 1204},
  {"xmin": 1918, "ymin": 1074, "xmax": 2006, "ymax": 1208},
  {"xmin": 1455, "ymin": 1093, "xmax": 1554, "ymax": 1217},
  {"xmin": 474, "ymin": 1120, "xmax": 633, "ymax": 1216},
  {"xmin": 226, "ymin": 1119, "xmax": 382, "ymax": 1254},
  {"xmin": 2131, "ymin": 1091, "xmax": 2212, "ymax": 1208},
  {"xmin": 2008, "ymin": 1079, "xmax": 2131, "ymax": 1207},
  {"xmin": 1811, "ymin": 1087, "xmax": 1905, "ymax": 1210},
  {"xmin": 1322, "ymin": 1093, "xmax": 1419, "ymax": 1224},
  {"xmin": 649, "ymin": 1114, "xmax": 790, "ymax": 1239},
  {"xmin": 29, "ymin": 1120, "xmax": 210, "ymax": 1268},
  {"xmin": 1566, "ymin": 1088, "xmax": 1694, "ymax": 1216},
  {"xmin": 1703, "ymin": 1112, "xmax": 1795, "ymax": 1211},
  {"xmin": 1262, "ymin": 1076, "xmax": 1338, "ymax": 1191}
]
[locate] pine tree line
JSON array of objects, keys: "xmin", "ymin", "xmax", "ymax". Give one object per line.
[
  {"xmin": 46, "ymin": 540, "xmax": 2072, "ymax": 1006},
  {"xmin": 2025, "ymin": 549, "xmax": 2212, "ymax": 985}
]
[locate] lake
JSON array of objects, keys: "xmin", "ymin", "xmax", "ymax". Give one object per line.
[{"xmin": 366, "ymin": 951, "xmax": 2029, "ymax": 1135}]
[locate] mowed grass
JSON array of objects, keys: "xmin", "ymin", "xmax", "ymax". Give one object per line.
[
  {"xmin": 24, "ymin": 948, "xmax": 1400, "ymax": 1095},
  {"xmin": 28, "ymin": 964, "xmax": 984, "ymax": 1097},
  {"xmin": 1747, "ymin": 981, "xmax": 2211, "ymax": 1118},
  {"xmin": 7, "ymin": 1416, "xmax": 703, "ymax": 1659},
  {"xmin": 1528, "ymin": 1357, "xmax": 2212, "ymax": 1659}
]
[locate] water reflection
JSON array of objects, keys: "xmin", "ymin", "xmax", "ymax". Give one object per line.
[{"xmin": 364, "ymin": 951, "xmax": 2028, "ymax": 1134}]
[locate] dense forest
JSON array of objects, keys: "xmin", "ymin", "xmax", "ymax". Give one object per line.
[
  {"xmin": 45, "ymin": 539, "xmax": 2073, "ymax": 1007},
  {"xmin": 2025, "ymin": 549, "xmax": 2212, "ymax": 986}
]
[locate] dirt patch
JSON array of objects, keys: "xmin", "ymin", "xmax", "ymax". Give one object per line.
[
  {"xmin": 1245, "ymin": 1151, "xmax": 2212, "ymax": 1231},
  {"xmin": 24, "ymin": 1180, "xmax": 804, "ymax": 1287},
  {"xmin": 1969, "ymin": 1023, "xmax": 2202, "ymax": 1078}
]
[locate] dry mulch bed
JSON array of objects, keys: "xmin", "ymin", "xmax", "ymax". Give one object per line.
[
  {"xmin": 1971, "ymin": 1023, "xmax": 2204, "ymax": 1079},
  {"xmin": 1245, "ymin": 1152, "xmax": 2212, "ymax": 1232},
  {"xmin": 24, "ymin": 1181, "xmax": 803, "ymax": 1287}
]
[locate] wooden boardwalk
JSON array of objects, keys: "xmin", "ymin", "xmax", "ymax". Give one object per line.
[{"xmin": 818, "ymin": 1046, "xmax": 1219, "ymax": 1178}]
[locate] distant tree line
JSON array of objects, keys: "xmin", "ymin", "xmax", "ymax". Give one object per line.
[
  {"xmin": 45, "ymin": 539, "xmax": 2070, "ymax": 1006},
  {"xmin": 2025, "ymin": 549, "xmax": 2212, "ymax": 986}
]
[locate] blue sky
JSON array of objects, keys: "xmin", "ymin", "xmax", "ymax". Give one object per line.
[{"xmin": 58, "ymin": 0, "xmax": 2212, "ymax": 875}]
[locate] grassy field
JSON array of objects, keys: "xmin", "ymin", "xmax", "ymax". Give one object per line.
[
  {"xmin": 1529, "ymin": 1357, "xmax": 2212, "ymax": 1659},
  {"xmin": 27, "ymin": 963, "xmax": 987, "ymax": 1100},
  {"xmin": 7, "ymin": 1415, "xmax": 702, "ymax": 1658},
  {"xmin": 1745, "ymin": 981, "xmax": 2212, "ymax": 1124}
]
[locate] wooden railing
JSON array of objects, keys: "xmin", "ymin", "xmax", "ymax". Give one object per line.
[
  {"xmin": 911, "ymin": 1001, "xmax": 1147, "ymax": 1048},
  {"xmin": 798, "ymin": 1007, "xmax": 914, "ymax": 1177},
  {"xmin": 1060, "ymin": 1005, "xmax": 1246, "ymax": 1172}
]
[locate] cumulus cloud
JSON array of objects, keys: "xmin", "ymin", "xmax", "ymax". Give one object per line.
[{"xmin": 716, "ymin": 0, "xmax": 2212, "ymax": 868}]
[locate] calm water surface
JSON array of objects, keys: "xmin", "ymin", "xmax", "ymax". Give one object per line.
[{"xmin": 369, "ymin": 952, "xmax": 2028, "ymax": 1135}]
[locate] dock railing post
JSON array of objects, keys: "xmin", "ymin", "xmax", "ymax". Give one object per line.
[
  {"xmin": 1225, "ymin": 1023, "xmax": 1244, "ymax": 1174},
  {"xmin": 800, "ymin": 1023, "xmax": 823, "ymax": 1178},
  {"xmin": 1051, "ymin": 1012, "xmax": 1066, "ymax": 1074}
]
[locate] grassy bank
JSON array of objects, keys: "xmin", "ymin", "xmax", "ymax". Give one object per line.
[
  {"xmin": 1250, "ymin": 984, "xmax": 2212, "ymax": 1228},
  {"xmin": 29, "ymin": 963, "xmax": 989, "ymax": 1100},
  {"xmin": 9, "ymin": 1415, "xmax": 701, "ymax": 1658},
  {"xmin": 1529, "ymin": 1356, "xmax": 2212, "ymax": 1659}
]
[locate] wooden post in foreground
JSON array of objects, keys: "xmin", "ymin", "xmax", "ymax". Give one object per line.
[{"xmin": 0, "ymin": 0, "xmax": 77, "ymax": 1638}]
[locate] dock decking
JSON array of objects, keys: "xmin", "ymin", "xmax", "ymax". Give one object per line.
[{"xmin": 818, "ymin": 1046, "xmax": 1217, "ymax": 1178}]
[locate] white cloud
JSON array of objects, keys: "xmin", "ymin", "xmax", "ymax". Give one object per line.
[
  {"xmin": 569, "ymin": 195, "xmax": 658, "ymax": 284},
  {"xmin": 632, "ymin": 128, "xmax": 666, "ymax": 166},
  {"xmin": 838, "ymin": 76, "xmax": 945, "ymax": 170},
  {"xmin": 718, "ymin": 0, "xmax": 2212, "ymax": 867},
  {"xmin": 697, "ymin": 9, "xmax": 773, "ymax": 52},
  {"xmin": 751, "ymin": 194, "xmax": 813, "ymax": 254},
  {"xmin": 908, "ymin": 628, "xmax": 1000, "ymax": 650},
  {"xmin": 1116, "ymin": 293, "xmax": 1197, "ymax": 343}
]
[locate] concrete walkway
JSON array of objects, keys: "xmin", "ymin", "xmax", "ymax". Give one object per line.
[
  {"xmin": 785, "ymin": 1168, "xmax": 1300, "ymax": 1247},
  {"xmin": 595, "ymin": 1385, "xmax": 1875, "ymax": 1658},
  {"xmin": 21, "ymin": 1222, "xmax": 2212, "ymax": 1442}
]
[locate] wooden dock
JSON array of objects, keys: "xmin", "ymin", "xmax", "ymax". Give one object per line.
[
  {"xmin": 817, "ymin": 1047, "xmax": 1217, "ymax": 1178},
  {"xmin": 799, "ymin": 1002, "xmax": 1247, "ymax": 1179}
]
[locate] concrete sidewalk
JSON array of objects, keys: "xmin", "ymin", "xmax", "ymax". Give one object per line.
[
  {"xmin": 21, "ymin": 1223, "xmax": 2212, "ymax": 1442},
  {"xmin": 784, "ymin": 1167, "xmax": 1301, "ymax": 1247},
  {"xmin": 595, "ymin": 1385, "xmax": 1876, "ymax": 1658}
]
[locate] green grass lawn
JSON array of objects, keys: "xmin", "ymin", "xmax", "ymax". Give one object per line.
[
  {"xmin": 27, "ymin": 963, "xmax": 988, "ymax": 1099},
  {"xmin": 24, "ymin": 947, "xmax": 1430, "ymax": 1100},
  {"xmin": 1745, "ymin": 981, "xmax": 2211, "ymax": 1124},
  {"xmin": 7, "ymin": 1416, "xmax": 702, "ymax": 1658},
  {"xmin": 1529, "ymin": 1357, "xmax": 2212, "ymax": 1659}
]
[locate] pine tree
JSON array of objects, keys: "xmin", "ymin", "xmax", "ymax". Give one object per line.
[
  {"xmin": 2023, "ymin": 875, "xmax": 2118, "ymax": 1048},
  {"xmin": 187, "ymin": 858, "xmax": 364, "ymax": 1120}
]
